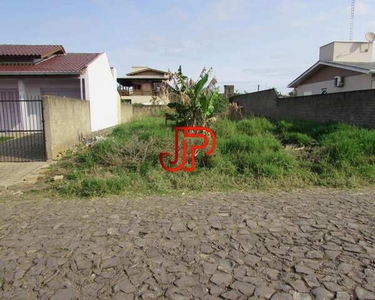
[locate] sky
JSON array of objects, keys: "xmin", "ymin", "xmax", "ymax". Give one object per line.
[{"xmin": 1, "ymin": 0, "xmax": 374, "ymax": 94}]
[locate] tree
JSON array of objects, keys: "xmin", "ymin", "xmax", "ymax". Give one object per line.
[{"xmin": 161, "ymin": 66, "xmax": 219, "ymax": 127}]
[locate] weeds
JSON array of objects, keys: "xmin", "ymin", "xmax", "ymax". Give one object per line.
[{"xmin": 49, "ymin": 116, "xmax": 375, "ymax": 197}]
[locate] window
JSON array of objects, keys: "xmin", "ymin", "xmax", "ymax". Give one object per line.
[{"xmin": 133, "ymin": 84, "xmax": 141, "ymax": 90}]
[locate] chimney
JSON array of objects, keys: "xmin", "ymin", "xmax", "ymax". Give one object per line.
[
  {"xmin": 319, "ymin": 41, "xmax": 373, "ymax": 62},
  {"xmin": 224, "ymin": 85, "xmax": 234, "ymax": 99}
]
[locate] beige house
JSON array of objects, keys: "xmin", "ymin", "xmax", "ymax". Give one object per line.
[
  {"xmin": 117, "ymin": 66, "xmax": 169, "ymax": 104},
  {"xmin": 288, "ymin": 41, "xmax": 375, "ymax": 96}
]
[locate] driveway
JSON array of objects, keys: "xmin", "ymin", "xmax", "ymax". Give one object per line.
[
  {"xmin": 0, "ymin": 190, "xmax": 374, "ymax": 299},
  {"xmin": 0, "ymin": 133, "xmax": 45, "ymax": 162}
]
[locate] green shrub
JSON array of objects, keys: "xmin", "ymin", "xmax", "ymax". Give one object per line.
[
  {"xmin": 211, "ymin": 119, "xmax": 237, "ymax": 138},
  {"xmin": 213, "ymin": 95, "xmax": 229, "ymax": 117},
  {"xmin": 219, "ymin": 134, "xmax": 282, "ymax": 154},
  {"xmin": 274, "ymin": 120, "xmax": 294, "ymax": 133},
  {"xmin": 281, "ymin": 132, "xmax": 315, "ymax": 146},
  {"xmin": 48, "ymin": 115, "xmax": 375, "ymax": 197},
  {"xmin": 111, "ymin": 117, "xmax": 171, "ymax": 141},
  {"xmin": 319, "ymin": 126, "xmax": 375, "ymax": 165},
  {"xmin": 60, "ymin": 175, "xmax": 132, "ymax": 197},
  {"xmin": 236, "ymin": 117, "xmax": 275, "ymax": 136},
  {"xmin": 231, "ymin": 150, "xmax": 296, "ymax": 178},
  {"xmin": 90, "ymin": 139, "xmax": 120, "ymax": 165}
]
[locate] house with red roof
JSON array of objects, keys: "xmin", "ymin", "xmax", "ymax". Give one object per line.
[{"xmin": 0, "ymin": 44, "xmax": 119, "ymax": 131}]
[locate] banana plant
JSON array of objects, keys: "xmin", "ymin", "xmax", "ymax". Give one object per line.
[{"xmin": 165, "ymin": 66, "xmax": 219, "ymax": 127}]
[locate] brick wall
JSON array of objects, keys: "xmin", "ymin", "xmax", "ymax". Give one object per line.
[{"xmin": 230, "ymin": 89, "xmax": 375, "ymax": 128}]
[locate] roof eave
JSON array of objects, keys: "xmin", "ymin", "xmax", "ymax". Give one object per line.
[
  {"xmin": 321, "ymin": 61, "xmax": 371, "ymax": 73},
  {"xmin": 119, "ymin": 76, "xmax": 167, "ymax": 79},
  {"xmin": 287, "ymin": 61, "xmax": 372, "ymax": 88},
  {"xmin": 287, "ymin": 61, "xmax": 321, "ymax": 88},
  {"xmin": 0, "ymin": 71, "xmax": 81, "ymax": 76},
  {"xmin": 126, "ymin": 67, "xmax": 168, "ymax": 76}
]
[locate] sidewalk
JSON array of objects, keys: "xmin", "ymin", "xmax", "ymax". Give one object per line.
[{"xmin": 0, "ymin": 162, "xmax": 49, "ymax": 190}]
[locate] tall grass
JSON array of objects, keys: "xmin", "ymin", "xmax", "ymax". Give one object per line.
[{"xmin": 49, "ymin": 116, "xmax": 375, "ymax": 197}]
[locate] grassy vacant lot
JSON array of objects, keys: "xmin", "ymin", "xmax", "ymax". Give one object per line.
[{"xmin": 49, "ymin": 116, "xmax": 375, "ymax": 197}]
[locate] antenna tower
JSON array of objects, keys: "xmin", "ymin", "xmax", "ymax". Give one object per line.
[{"xmin": 349, "ymin": 0, "xmax": 355, "ymax": 41}]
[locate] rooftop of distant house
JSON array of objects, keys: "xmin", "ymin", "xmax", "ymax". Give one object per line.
[
  {"xmin": 117, "ymin": 66, "xmax": 169, "ymax": 86},
  {"xmin": 0, "ymin": 44, "xmax": 101, "ymax": 75}
]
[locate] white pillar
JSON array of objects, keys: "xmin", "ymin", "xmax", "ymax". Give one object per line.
[
  {"xmin": 17, "ymin": 80, "xmax": 27, "ymax": 130},
  {"xmin": 80, "ymin": 75, "xmax": 84, "ymax": 100},
  {"xmin": 18, "ymin": 79, "xmax": 26, "ymax": 100}
]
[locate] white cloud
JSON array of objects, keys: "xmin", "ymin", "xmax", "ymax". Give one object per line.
[
  {"xmin": 167, "ymin": 7, "xmax": 188, "ymax": 21},
  {"xmin": 211, "ymin": 0, "xmax": 245, "ymax": 21},
  {"xmin": 368, "ymin": 20, "xmax": 375, "ymax": 29},
  {"xmin": 138, "ymin": 33, "xmax": 203, "ymax": 58},
  {"xmin": 355, "ymin": 0, "xmax": 371, "ymax": 16},
  {"xmin": 279, "ymin": 0, "xmax": 306, "ymax": 14},
  {"xmin": 344, "ymin": 0, "xmax": 373, "ymax": 16}
]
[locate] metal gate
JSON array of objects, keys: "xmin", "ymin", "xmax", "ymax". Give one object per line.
[{"xmin": 0, "ymin": 99, "xmax": 46, "ymax": 162}]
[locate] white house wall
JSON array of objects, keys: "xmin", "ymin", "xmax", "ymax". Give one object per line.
[
  {"xmin": 296, "ymin": 74, "xmax": 373, "ymax": 96},
  {"xmin": 319, "ymin": 42, "xmax": 373, "ymax": 63},
  {"xmin": 84, "ymin": 53, "xmax": 118, "ymax": 131}
]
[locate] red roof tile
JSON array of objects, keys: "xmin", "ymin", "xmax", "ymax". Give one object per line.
[
  {"xmin": 0, "ymin": 45, "xmax": 65, "ymax": 57},
  {"xmin": 0, "ymin": 53, "xmax": 101, "ymax": 74}
]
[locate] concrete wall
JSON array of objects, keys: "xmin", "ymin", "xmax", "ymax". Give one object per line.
[
  {"xmin": 43, "ymin": 96, "xmax": 91, "ymax": 159},
  {"xmin": 319, "ymin": 42, "xmax": 373, "ymax": 62},
  {"xmin": 121, "ymin": 95, "xmax": 169, "ymax": 105},
  {"xmin": 133, "ymin": 105, "xmax": 166, "ymax": 117},
  {"xmin": 230, "ymin": 89, "xmax": 279, "ymax": 118},
  {"xmin": 230, "ymin": 89, "xmax": 375, "ymax": 128},
  {"xmin": 117, "ymin": 93, "xmax": 122, "ymax": 125},
  {"xmin": 119, "ymin": 103, "xmax": 167, "ymax": 123},
  {"xmin": 296, "ymin": 73, "xmax": 373, "ymax": 96},
  {"xmin": 84, "ymin": 53, "xmax": 118, "ymax": 131},
  {"xmin": 121, "ymin": 103, "xmax": 133, "ymax": 123}
]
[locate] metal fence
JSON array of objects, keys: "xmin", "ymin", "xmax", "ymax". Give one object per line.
[{"xmin": 0, "ymin": 98, "xmax": 46, "ymax": 162}]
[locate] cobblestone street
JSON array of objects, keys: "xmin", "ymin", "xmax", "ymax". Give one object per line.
[{"xmin": 0, "ymin": 189, "xmax": 374, "ymax": 299}]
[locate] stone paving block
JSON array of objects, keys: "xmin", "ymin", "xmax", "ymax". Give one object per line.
[{"xmin": 0, "ymin": 190, "xmax": 374, "ymax": 298}]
